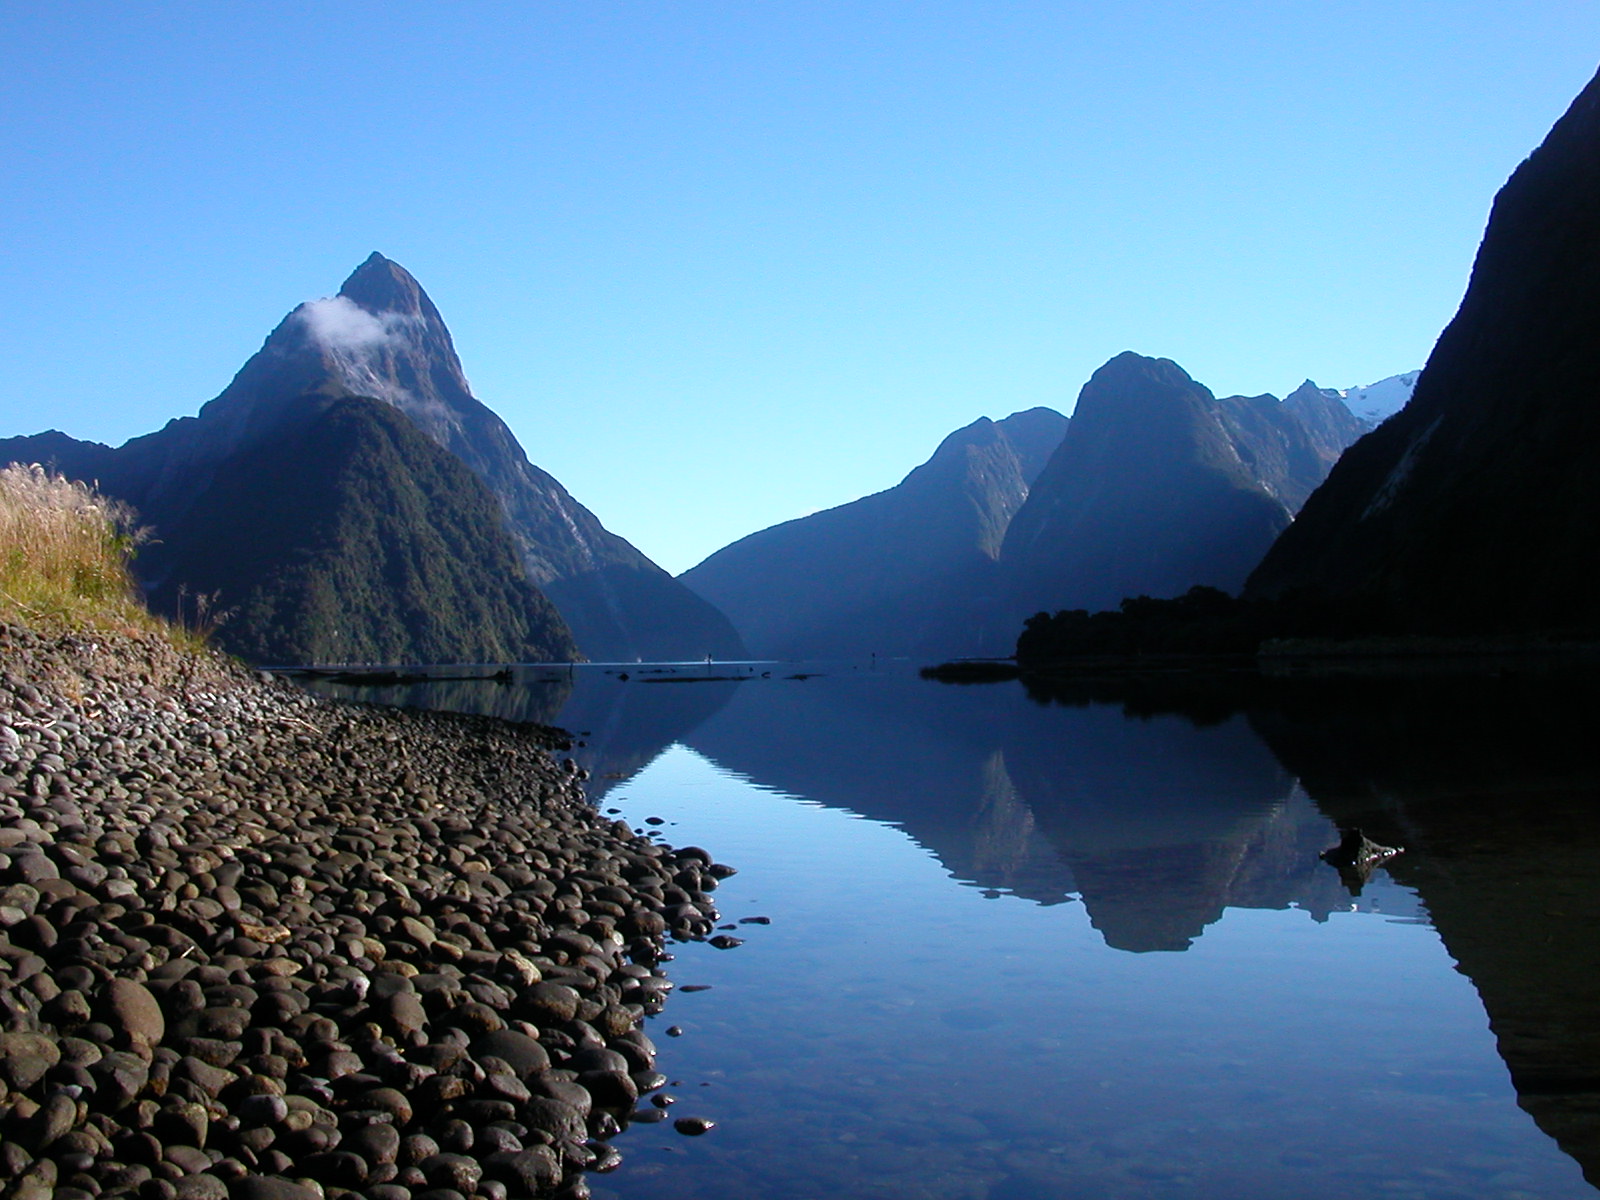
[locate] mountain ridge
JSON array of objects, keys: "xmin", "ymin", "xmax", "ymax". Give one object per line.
[
  {"xmin": 681, "ymin": 407, "xmax": 1069, "ymax": 658},
  {"xmin": 3, "ymin": 255, "xmax": 747, "ymax": 663},
  {"xmin": 998, "ymin": 351, "xmax": 1352, "ymax": 619},
  {"xmin": 1247, "ymin": 64, "xmax": 1600, "ymax": 635}
]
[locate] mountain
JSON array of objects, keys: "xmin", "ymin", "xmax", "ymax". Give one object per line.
[
  {"xmin": 999, "ymin": 352, "xmax": 1360, "ymax": 618},
  {"xmin": 1216, "ymin": 382, "xmax": 1366, "ymax": 512},
  {"xmin": 1336, "ymin": 371, "xmax": 1420, "ymax": 429},
  {"xmin": 3, "ymin": 396, "xmax": 578, "ymax": 665},
  {"xmin": 160, "ymin": 395, "xmax": 579, "ymax": 665},
  {"xmin": 3, "ymin": 254, "xmax": 746, "ymax": 663},
  {"xmin": 1247, "ymin": 67, "xmax": 1600, "ymax": 635},
  {"xmin": 680, "ymin": 407, "xmax": 1069, "ymax": 659}
]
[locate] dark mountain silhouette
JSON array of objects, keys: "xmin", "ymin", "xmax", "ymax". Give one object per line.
[
  {"xmin": 681, "ymin": 408, "xmax": 1069, "ymax": 659},
  {"xmin": 1217, "ymin": 381, "xmax": 1366, "ymax": 512},
  {"xmin": 160, "ymin": 395, "xmax": 578, "ymax": 665},
  {"xmin": 999, "ymin": 352, "xmax": 1357, "ymax": 618},
  {"xmin": 2, "ymin": 254, "xmax": 746, "ymax": 663},
  {"xmin": 1247, "ymin": 67, "xmax": 1600, "ymax": 635},
  {"xmin": 0, "ymin": 430, "xmax": 119, "ymax": 484},
  {"xmin": 3, "ymin": 397, "xmax": 579, "ymax": 666}
]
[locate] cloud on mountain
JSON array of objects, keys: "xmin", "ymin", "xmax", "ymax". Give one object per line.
[{"xmin": 295, "ymin": 295, "xmax": 415, "ymax": 353}]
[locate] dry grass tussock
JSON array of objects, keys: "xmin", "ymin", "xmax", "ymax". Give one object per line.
[{"xmin": 0, "ymin": 463, "xmax": 173, "ymax": 638}]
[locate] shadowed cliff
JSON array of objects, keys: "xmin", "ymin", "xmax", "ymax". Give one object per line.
[{"xmin": 1248, "ymin": 66, "xmax": 1600, "ymax": 635}]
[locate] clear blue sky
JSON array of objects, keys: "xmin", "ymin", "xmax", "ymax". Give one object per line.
[{"xmin": 3, "ymin": 4, "xmax": 1597, "ymax": 574}]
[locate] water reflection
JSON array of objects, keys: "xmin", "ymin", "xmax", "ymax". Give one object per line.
[
  {"xmin": 297, "ymin": 658, "xmax": 1600, "ymax": 1192},
  {"xmin": 685, "ymin": 668, "xmax": 1401, "ymax": 951},
  {"xmin": 1025, "ymin": 663, "xmax": 1600, "ymax": 1188},
  {"xmin": 299, "ymin": 663, "xmax": 744, "ymax": 791}
]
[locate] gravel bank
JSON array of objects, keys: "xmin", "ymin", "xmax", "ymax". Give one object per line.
[{"xmin": 0, "ymin": 622, "xmax": 730, "ymax": 1200}]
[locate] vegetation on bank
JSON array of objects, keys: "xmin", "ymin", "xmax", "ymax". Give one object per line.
[
  {"xmin": 1013, "ymin": 584, "xmax": 1448, "ymax": 665},
  {"xmin": 1013, "ymin": 584, "xmax": 1599, "ymax": 668},
  {"xmin": 145, "ymin": 396, "xmax": 580, "ymax": 667},
  {"xmin": 0, "ymin": 463, "xmax": 175, "ymax": 638}
]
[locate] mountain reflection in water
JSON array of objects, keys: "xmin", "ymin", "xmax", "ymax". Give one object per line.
[{"xmin": 303, "ymin": 658, "xmax": 1600, "ymax": 1195}]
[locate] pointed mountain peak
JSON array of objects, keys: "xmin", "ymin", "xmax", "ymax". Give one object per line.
[
  {"xmin": 931, "ymin": 416, "xmax": 999, "ymax": 453},
  {"xmin": 337, "ymin": 252, "xmax": 439, "ymax": 321},
  {"xmin": 1285, "ymin": 379, "xmax": 1339, "ymax": 404}
]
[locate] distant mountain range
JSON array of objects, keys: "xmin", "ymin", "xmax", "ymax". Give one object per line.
[
  {"xmin": 998, "ymin": 353, "xmax": 1366, "ymax": 621},
  {"xmin": 1, "ymin": 255, "xmax": 746, "ymax": 665},
  {"xmin": 683, "ymin": 352, "xmax": 1371, "ymax": 657},
  {"xmin": 1248, "ymin": 65, "xmax": 1600, "ymax": 636},
  {"xmin": 681, "ymin": 408, "xmax": 1069, "ymax": 659}
]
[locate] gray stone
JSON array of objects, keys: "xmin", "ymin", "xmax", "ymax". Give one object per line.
[
  {"xmin": 421, "ymin": 1153, "xmax": 482, "ymax": 1193},
  {"xmin": 0, "ymin": 1032, "xmax": 59, "ymax": 1090},
  {"xmin": 482, "ymin": 1147, "xmax": 562, "ymax": 1194},
  {"xmin": 227, "ymin": 1179, "xmax": 321, "ymax": 1200},
  {"xmin": 30, "ymin": 1090, "xmax": 78, "ymax": 1150},
  {"xmin": 522, "ymin": 982, "xmax": 581, "ymax": 1023},
  {"xmin": 174, "ymin": 1172, "xmax": 229, "ymax": 1200},
  {"xmin": 104, "ymin": 978, "xmax": 166, "ymax": 1049},
  {"xmin": 471, "ymin": 1030, "xmax": 550, "ymax": 1080}
]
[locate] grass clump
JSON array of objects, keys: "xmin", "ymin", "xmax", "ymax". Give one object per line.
[{"xmin": 0, "ymin": 463, "xmax": 167, "ymax": 636}]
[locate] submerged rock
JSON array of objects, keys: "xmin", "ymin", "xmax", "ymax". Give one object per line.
[{"xmin": 1321, "ymin": 827, "xmax": 1403, "ymax": 893}]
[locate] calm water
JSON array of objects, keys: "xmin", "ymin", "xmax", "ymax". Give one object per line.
[{"xmin": 305, "ymin": 661, "xmax": 1600, "ymax": 1199}]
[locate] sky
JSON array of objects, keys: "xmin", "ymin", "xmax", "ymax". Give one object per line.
[{"xmin": 3, "ymin": 4, "xmax": 1598, "ymax": 575}]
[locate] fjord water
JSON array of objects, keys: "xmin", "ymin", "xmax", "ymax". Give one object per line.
[{"xmin": 307, "ymin": 663, "xmax": 1600, "ymax": 1199}]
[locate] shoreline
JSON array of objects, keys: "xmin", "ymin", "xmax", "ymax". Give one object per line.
[{"xmin": 0, "ymin": 620, "xmax": 729, "ymax": 1200}]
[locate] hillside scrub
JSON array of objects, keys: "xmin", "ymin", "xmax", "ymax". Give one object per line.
[{"xmin": 0, "ymin": 464, "xmax": 168, "ymax": 637}]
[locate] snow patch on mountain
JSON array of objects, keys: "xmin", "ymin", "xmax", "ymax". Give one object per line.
[{"xmin": 1338, "ymin": 371, "xmax": 1420, "ymax": 428}]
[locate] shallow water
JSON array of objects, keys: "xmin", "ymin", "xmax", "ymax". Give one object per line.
[{"xmin": 307, "ymin": 661, "xmax": 1600, "ymax": 1198}]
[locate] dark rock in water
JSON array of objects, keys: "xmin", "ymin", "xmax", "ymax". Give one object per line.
[
  {"xmin": 1321, "ymin": 828, "xmax": 1403, "ymax": 893},
  {"xmin": 920, "ymin": 660, "xmax": 1021, "ymax": 684},
  {"xmin": 673, "ymin": 1116, "xmax": 716, "ymax": 1136}
]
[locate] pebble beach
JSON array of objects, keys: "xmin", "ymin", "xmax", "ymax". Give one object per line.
[{"xmin": 0, "ymin": 620, "xmax": 730, "ymax": 1200}]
